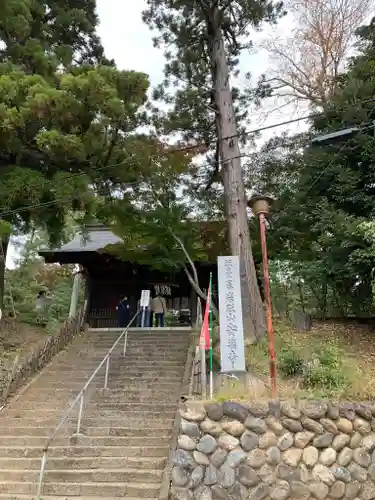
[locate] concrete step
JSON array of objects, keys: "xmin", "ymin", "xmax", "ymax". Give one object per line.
[
  {"xmin": 4, "ymin": 409, "xmax": 175, "ymax": 419},
  {"xmin": 0, "ymin": 426, "xmax": 172, "ymax": 437},
  {"xmin": 0, "ymin": 435, "xmax": 171, "ymax": 447},
  {"xmin": 0, "ymin": 495, "xmax": 157, "ymax": 500},
  {"xmin": 6, "ymin": 401, "xmax": 176, "ymax": 411},
  {"xmin": 0, "ymin": 481, "xmax": 160, "ymax": 496},
  {"xmin": 0, "ymin": 456, "xmax": 166, "ymax": 470},
  {"xmin": 0, "ymin": 468, "xmax": 163, "ymax": 483},
  {"xmin": 21, "ymin": 387, "xmax": 181, "ymax": 399},
  {"xmin": 0, "ymin": 417, "xmax": 174, "ymax": 428},
  {"xmin": 0, "ymin": 445, "xmax": 168, "ymax": 458}
]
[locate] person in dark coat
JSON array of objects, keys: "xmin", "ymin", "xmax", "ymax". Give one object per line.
[{"xmin": 116, "ymin": 295, "xmax": 130, "ymax": 328}]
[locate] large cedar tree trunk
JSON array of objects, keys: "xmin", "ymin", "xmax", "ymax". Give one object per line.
[
  {"xmin": 208, "ymin": 10, "xmax": 265, "ymax": 343},
  {"xmin": 0, "ymin": 238, "xmax": 9, "ymax": 311}
]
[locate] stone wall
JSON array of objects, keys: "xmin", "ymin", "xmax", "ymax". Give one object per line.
[
  {"xmin": 0, "ymin": 314, "xmax": 82, "ymax": 402},
  {"xmin": 171, "ymin": 400, "xmax": 375, "ymax": 500}
]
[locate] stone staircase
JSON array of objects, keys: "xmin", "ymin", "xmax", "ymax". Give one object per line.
[{"xmin": 0, "ymin": 328, "xmax": 191, "ymax": 498}]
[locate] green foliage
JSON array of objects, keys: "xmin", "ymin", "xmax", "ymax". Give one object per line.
[
  {"xmin": 4, "ymin": 229, "xmax": 83, "ymax": 333},
  {"xmin": 250, "ymin": 16, "xmax": 375, "ymax": 318},
  {"xmin": 143, "ymin": 0, "xmax": 284, "ymax": 194},
  {"xmin": 302, "ymin": 345, "xmax": 348, "ymax": 392},
  {"xmin": 278, "ymin": 347, "xmax": 304, "ymax": 377}
]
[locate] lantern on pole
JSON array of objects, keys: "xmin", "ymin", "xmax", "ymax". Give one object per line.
[{"xmin": 248, "ymin": 195, "xmax": 277, "ymax": 397}]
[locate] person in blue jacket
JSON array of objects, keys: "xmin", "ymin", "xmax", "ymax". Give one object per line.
[{"xmin": 116, "ymin": 295, "xmax": 130, "ymax": 327}]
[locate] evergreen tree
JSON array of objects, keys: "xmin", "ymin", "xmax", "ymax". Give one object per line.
[
  {"xmin": 0, "ymin": 0, "xmax": 150, "ymax": 305},
  {"xmin": 143, "ymin": 0, "xmax": 284, "ymax": 343}
]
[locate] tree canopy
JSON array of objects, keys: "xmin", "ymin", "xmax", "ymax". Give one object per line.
[{"xmin": 253, "ymin": 16, "xmax": 375, "ymax": 317}]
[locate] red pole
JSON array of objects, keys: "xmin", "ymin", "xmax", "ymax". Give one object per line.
[{"xmin": 259, "ymin": 212, "xmax": 277, "ymax": 397}]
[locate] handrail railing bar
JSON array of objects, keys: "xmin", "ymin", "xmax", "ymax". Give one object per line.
[{"xmin": 42, "ymin": 310, "xmax": 138, "ymax": 452}]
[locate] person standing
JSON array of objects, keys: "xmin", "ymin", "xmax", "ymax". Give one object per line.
[
  {"xmin": 116, "ymin": 295, "xmax": 130, "ymax": 328},
  {"xmin": 151, "ymin": 294, "xmax": 167, "ymax": 327}
]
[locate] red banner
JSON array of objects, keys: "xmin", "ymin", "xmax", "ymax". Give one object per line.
[{"xmin": 200, "ymin": 286, "xmax": 210, "ymax": 350}]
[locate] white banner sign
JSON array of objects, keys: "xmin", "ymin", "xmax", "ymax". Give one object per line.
[
  {"xmin": 140, "ymin": 289, "xmax": 151, "ymax": 308},
  {"xmin": 218, "ymin": 256, "xmax": 246, "ymax": 373}
]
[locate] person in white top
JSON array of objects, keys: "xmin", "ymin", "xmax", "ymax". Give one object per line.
[{"xmin": 151, "ymin": 294, "xmax": 167, "ymax": 327}]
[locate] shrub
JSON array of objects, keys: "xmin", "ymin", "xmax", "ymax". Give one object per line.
[
  {"xmin": 278, "ymin": 347, "xmax": 304, "ymax": 377},
  {"xmin": 302, "ymin": 344, "xmax": 348, "ymax": 391}
]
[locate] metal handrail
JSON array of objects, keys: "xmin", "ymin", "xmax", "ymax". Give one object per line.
[{"xmin": 36, "ymin": 311, "xmax": 139, "ymax": 500}]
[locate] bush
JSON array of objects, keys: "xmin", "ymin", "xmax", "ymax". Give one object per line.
[
  {"xmin": 278, "ymin": 347, "xmax": 304, "ymax": 377},
  {"xmin": 302, "ymin": 345, "xmax": 348, "ymax": 391}
]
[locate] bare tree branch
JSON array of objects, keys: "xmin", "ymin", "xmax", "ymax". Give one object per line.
[{"xmin": 262, "ymin": 0, "xmax": 373, "ymax": 108}]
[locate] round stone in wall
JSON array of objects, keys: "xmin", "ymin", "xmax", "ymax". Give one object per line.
[
  {"xmin": 348, "ymin": 462, "xmax": 367, "ymax": 482},
  {"xmin": 353, "ymin": 417, "xmax": 371, "ymax": 435},
  {"xmin": 294, "ymin": 431, "xmax": 315, "ymax": 449},
  {"xmin": 197, "ymin": 435, "xmax": 218, "ymax": 454},
  {"xmin": 172, "ymin": 466, "xmax": 189, "ymax": 486},
  {"xmin": 178, "ymin": 435, "xmax": 197, "ymax": 451},
  {"xmin": 353, "ymin": 447, "xmax": 371, "ymax": 468},
  {"xmin": 218, "ymin": 463, "xmax": 236, "ymax": 488},
  {"xmin": 194, "ymin": 485, "xmax": 212, "ymax": 500},
  {"xmin": 312, "ymin": 464, "xmax": 335, "ymax": 486},
  {"xmin": 362, "ymin": 433, "xmax": 375, "ymax": 452},
  {"xmin": 281, "ymin": 403, "xmax": 301, "ymax": 419},
  {"xmin": 180, "ymin": 407, "xmax": 206, "ymax": 422},
  {"xmin": 266, "ymin": 416, "xmax": 284, "ymax": 436},
  {"xmin": 210, "ymin": 448, "xmax": 228, "ymax": 469},
  {"xmin": 237, "ymin": 464, "xmax": 261, "ymax": 487},
  {"xmin": 266, "ymin": 446, "xmax": 281, "ymax": 465},
  {"xmin": 246, "ymin": 449, "xmax": 267, "ymax": 469},
  {"xmin": 332, "ymin": 434, "xmax": 350, "ymax": 451},
  {"xmin": 259, "ymin": 431, "xmax": 277, "ymax": 449},
  {"xmin": 345, "ymin": 481, "xmax": 361, "ymax": 500},
  {"xmin": 282, "ymin": 418, "xmax": 303, "ymax": 433},
  {"xmin": 319, "ymin": 447, "xmax": 337, "ymax": 466},
  {"xmin": 336, "ymin": 418, "xmax": 353, "ymax": 434},
  {"xmin": 225, "ymin": 449, "xmax": 247, "ymax": 468},
  {"xmin": 320, "ymin": 418, "xmax": 339, "ymax": 435},
  {"xmin": 171, "ymin": 487, "xmax": 194, "ymax": 500},
  {"xmin": 190, "ymin": 466, "xmax": 204, "ymax": 488},
  {"xmin": 302, "ymin": 446, "xmax": 319, "ymax": 468},
  {"xmin": 181, "ymin": 419, "xmax": 201, "ymax": 438},
  {"xmin": 278, "ymin": 432, "xmax": 294, "ymax": 451},
  {"xmin": 245, "ymin": 416, "xmax": 267, "ymax": 434},
  {"xmin": 270, "ymin": 479, "xmax": 290, "ymax": 500},
  {"xmin": 217, "ymin": 433, "xmax": 239, "ymax": 451},
  {"xmin": 350, "ymin": 432, "xmax": 362, "ymax": 449},
  {"xmin": 248, "ymin": 402, "xmax": 269, "ymax": 418},
  {"xmin": 338, "ymin": 447, "xmax": 353, "ymax": 467},
  {"xmin": 194, "ymin": 451, "xmax": 210, "ymax": 466},
  {"xmin": 331, "ymin": 465, "xmax": 351, "ymax": 483},
  {"xmin": 222, "ymin": 402, "xmax": 248, "ymax": 423},
  {"xmin": 205, "ymin": 403, "xmax": 223, "ymax": 421},
  {"xmin": 283, "ymin": 448, "xmax": 302, "ymax": 467},
  {"xmin": 313, "ymin": 433, "xmax": 334, "ymax": 448},
  {"xmin": 240, "ymin": 430, "xmax": 259, "ymax": 452},
  {"xmin": 302, "ymin": 401, "xmax": 328, "ymax": 419},
  {"xmin": 221, "ymin": 420, "xmax": 245, "ymax": 437},
  {"xmin": 308, "ymin": 480, "xmax": 329, "ymax": 500},
  {"xmin": 204, "ymin": 465, "xmax": 218, "ymax": 486},
  {"xmin": 249, "ymin": 484, "xmax": 270, "ymax": 500},
  {"xmin": 301, "ymin": 416, "xmax": 324, "ymax": 434},
  {"xmin": 330, "ymin": 481, "xmax": 345, "ymax": 499},
  {"xmin": 200, "ymin": 419, "xmax": 222, "ymax": 437}
]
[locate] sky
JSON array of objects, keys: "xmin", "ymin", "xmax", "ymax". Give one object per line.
[{"xmin": 7, "ymin": 0, "xmax": 301, "ymax": 268}]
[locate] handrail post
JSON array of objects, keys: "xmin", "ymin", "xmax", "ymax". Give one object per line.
[
  {"xmin": 123, "ymin": 329, "xmax": 128, "ymax": 357},
  {"xmin": 76, "ymin": 392, "xmax": 84, "ymax": 434},
  {"xmin": 104, "ymin": 355, "xmax": 110, "ymax": 389},
  {"xmin": 36, "ymin": 450, "xmax": 48, "ymax": 500}
]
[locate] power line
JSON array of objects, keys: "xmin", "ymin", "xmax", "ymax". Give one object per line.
[{"xmin": 1, "ymin": 97, "xmax": 375, "ymax": 218}]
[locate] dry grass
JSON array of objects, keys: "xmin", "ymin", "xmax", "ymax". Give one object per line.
[{"xmin": 245, "ymin": 319, "xmax": 375, "ymax": 401}]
